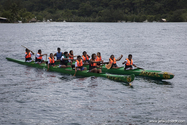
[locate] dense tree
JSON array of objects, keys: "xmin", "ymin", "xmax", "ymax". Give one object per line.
[{"xmin": 0, "ymin": 0, "xmax": 187, "ymax": 22}]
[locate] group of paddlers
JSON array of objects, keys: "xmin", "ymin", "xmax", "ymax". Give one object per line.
[{"xmin": 25, "ymin": 47, "xmax": 137, "ymax": 75}]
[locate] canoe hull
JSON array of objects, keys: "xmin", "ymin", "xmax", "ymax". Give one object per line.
[{"xmin": 6, "ymin": 58, "xmax": 135, "ymax": 83}]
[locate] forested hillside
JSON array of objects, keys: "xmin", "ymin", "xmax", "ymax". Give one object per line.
[{"xmin": 0, "ymin": 0, "xmax": 187, "ymax": 22}]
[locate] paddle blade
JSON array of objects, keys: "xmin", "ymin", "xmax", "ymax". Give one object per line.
[{"xmin": 105, "ymin": 63, "xmax": 112, "ymax": 69}]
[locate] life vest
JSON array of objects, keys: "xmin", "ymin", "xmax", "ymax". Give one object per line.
[
  {"xmin": 69, "ymin": 53, "xmax": 74, "ymax": 59},
  {"xmin": 96, "ymin": 56, "xmax": 102, "ymax": 62},
  {"xmin": 25, "ymin": 52, "xmax": 31, "ymax": 58},
  {"xmin": 109, "ymin": 58, "xmax": 116, "ymax": 64},
  {"xmin": 126, "ymin": 58, "xmax": 133, "ymax": 66},
  {"xmin": 37, "ymin": 53, "xmax": 42, "ymax": 60},
  {"xmin": 82, "ymin": 55, "xmax": 89, "ymax": 61},
  {"xmin": 90, "ymin": 59, "xmax": 97, "ymax": 67},
  {"xmin": 76, "ymin": 60, "xmax": 83, "ymax": 67},
  {"xmin": 48, "ymin": 57, "xmax": 55, "ymax": 64}
]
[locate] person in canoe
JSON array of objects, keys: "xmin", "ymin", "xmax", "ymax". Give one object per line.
[
  {"xmin": 82, "ymin": 51, "xmax": 90, "ymax": 64},
  {"xmin": 35, "ymin": 49, "xmax": 47, "ymax": 63},
  {"xmin": 122, "ymin": 54, "xmax": 137, "ymax": 70},
  {"xmin": 25, "ymin": 48, "xmax": 34, "ymax": 62},
  {"xmin": 96, "ymin": 52, "xmax": 103, "ymax": 66},
  {"xmin": 109, "ymin": 55, "xmax": 123, "ymax": 69},
  {"xmin": 69, "ymin": 50, "xmax": 77, "ymax": 65},
  {"xmin": 47, "ymin": 53, "xmax": 55, "ymax": 71},
  {"xmin": 59, "ymin": 51, "xmax": 74, "ymax": 68},
  {"xmin": 74, "ymin": 55, "xmax": 87, "ymax": 76},
  {"xmin": 54, "ymin": 47, "xmax": 63, "ymax": 61},
  {"xmin": 89, "ymin": 53, "xmax": 102, "ymax": 73}
]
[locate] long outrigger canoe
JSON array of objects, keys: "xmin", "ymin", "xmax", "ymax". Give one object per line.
[{"xmin": 6, "ymin": 58, "xmax": 135, "ymax": 83}]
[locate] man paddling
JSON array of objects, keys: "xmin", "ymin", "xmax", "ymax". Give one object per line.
[
  {"xmin": 25, "ymin": 49, "xmax": 34, "ymax": 62},
  {"xmin": 109, "ymin": 55, "xmax": 123, "ymax": 69},
  {"xmin": 122, "ymin": 54, "xmax": 137, "ymax": 70},
  {"xmin": 74, "ymin": 55, "xmax": 87, "ymax": 76},
  {"xmin": 35, "ymin": 49, "xmax": 47, "ymax": 63},
  {"xmin": 59, "ymin": 52, "xmax": 74, "ymax": 68},
  {"xmin": 89, "ymin": 53, "xmax": 102, "ymax": 73},
  {"xmin": 54, "ymin": 47, "xmax": 63, "ymax": 61}
]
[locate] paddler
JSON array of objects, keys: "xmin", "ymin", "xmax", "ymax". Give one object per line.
[
  {"xmin": 122, "ymin": 54, "xmax": 137, "ymax": 70},
  {"xmin": 25, "ymin": 48, "xmax": 34, "ymax": 62},
  {"xmin": 74, "ymin": 55, "xmax": 87, "ymax": 76},
  {"xmin": 96, "ymin": 52, "xmax": 103, "ymax": 66},
  {"xmin": 82, "ymin": 51, "xmax": 90, "ymax": 64},
  {"xmin": 35, "ymin": 49, "xmax": 47, "ymax": 63},
  {"xmin": 47, "ymin": 53, "xmax": 55, "ymax": 71},
  {"xmin": 69, "ymin": 50, "xmax": 77, "ymax": 65},
  {"xmin": 59, "ymin": 52, "xmax": 74, "ymax": 68},
  {"xmin": 109, "ymin": 55, "xmax": 123, "ymax": 69},
  {"xmin": 54, "ymin": 47, "xmax": 64, "ymax": 61},
  {"xmin": 89, "ymin": 53, "xmax": 102, "ymax": 73}
]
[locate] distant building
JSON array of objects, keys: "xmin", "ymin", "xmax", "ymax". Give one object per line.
[
  {"xmin": 0, "ymin": 17, "xmax": 8, "ymax": 23},
  {"xmin": 30, "ymin": 18, "xmax": 37, "ymax": 23}
]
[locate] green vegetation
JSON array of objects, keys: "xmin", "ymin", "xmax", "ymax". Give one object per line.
[{"xmin": 0, "ymin": 0, "xmax": 187, "ymax": 22}]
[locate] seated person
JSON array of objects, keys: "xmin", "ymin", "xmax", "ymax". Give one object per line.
[
  {"xmin": 109, "ymin": 54, "xmax": 123, "ymax": 69},
  {"xmin": 59, "ymin": 52, "xmax": 74, "ymax": 68},
  {"xmin": 47, "ymin": 53, "xmax": 55, "ymax": 70},
  {"xmin": 54, "ymin": 47, "xmax": 63, "ymax": 61},
  {"xmin": 35, "ymin": 49, "xmax": 47, "ymax": 63},
  {"xmin": 96, "ymin": 52, "xmax": 103, "ymax": 66},
  {"xmin": 25, "ymin": 48, "xmax": 34, "ymax": 62},
  {"xmin": 69, "ymin": 50, "xmax": 77, "ymax": 65},
  {"xmin": 82, "ymin": 51, "xmax": 90, "ymax": 64},
  {"xmin": 74, "ymin": 55, "xmax": 87, "ymax": 76},
  {"xmin": 122, "ymin": 54, "xmax": 137, "ymax": 70},
  {"xmin": 89, "ymin": 53, "xmax": 102, "ymax": 73}
]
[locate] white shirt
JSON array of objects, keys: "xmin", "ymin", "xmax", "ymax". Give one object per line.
[{"xmin": 35, "ymin": 53, "xmax": 43, "ymax": 60}]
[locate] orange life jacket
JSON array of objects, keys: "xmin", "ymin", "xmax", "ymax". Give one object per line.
[
  {"xmin": 90, "ymin": 59, "xmax": 97, "ymax": 66},
  {"xmin": 76, "ymin": 60, "xmax": 83, "ymax": 67},
  {"xmin": 126, "ymin": 58, "xmax": 133, "ymax": 66},
  {"xmin": 109, "ymin": 58, "xmax": 116, "ymax": 64},
  {"xmin": 25, "ymin": 52, "xmax": 31, "ymax": 58},
  {"xmin": 69, "ymin": 53, "xmax": 73, "ymax": 59},
  {"xmin": 48, "ymin": 57, "xmax": 55, "ymax": 64},
  {"xmin": 96, "ymin": 56, "xmax": 102, "ymax": 62},
  {"xmin": 37, "ymin": 53, "xmax": 42, "ymax": 60},
  {"xmin": 82, "ymin": 55, "xmax": 89, "ymax": 61}
]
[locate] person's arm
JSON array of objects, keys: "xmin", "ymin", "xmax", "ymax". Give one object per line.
[
  {"xmin": 54, "ymin": 53, "xmax": 57, "ymax": 56},
  {"xmin": 31, "ymin": 51, "xmax": 34, "ymax": 55},
  {"xmin": 122, "ymin": 60, "xmax": 127, "ymax": 64},
  {"xmin": 41, "ymin": 54, "xmax": 47, "ymax": 56},
  {"xmin": 133, "ymin": 64, "xmax": 137, "ymax": 67},
  {"xmin": 74, "ymin": 62, "xmax": 78, "ymax": 76},
  {"xmin": 116, "ymin": 55, "xmax": 123, "ymax": 61}
]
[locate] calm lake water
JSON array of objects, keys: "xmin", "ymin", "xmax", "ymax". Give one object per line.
[{"xmin": 0, "ymin": 22, "xmax": 187, "ymax": 125}]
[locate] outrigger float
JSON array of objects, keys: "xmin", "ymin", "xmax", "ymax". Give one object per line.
[
  {"xmin": 101, "ymin": 66, "xmax": 174, "ymax": 80},
  {"xmin": 6, "ymin": 58, "xmax": 135, "ymax": 83}
]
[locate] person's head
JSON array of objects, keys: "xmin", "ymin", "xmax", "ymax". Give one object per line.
[
  {"xmin": 50, "ymin": 53, "xmax": 54, "ymax": 58},
  {"xmin": 38, "ymin": 49, "xmax": 41, "ymax": 54},
  {"xmin": 97, "ymin": 52, "xmax": 101, "ymax": 57},
  {"xmin": 64, "ymin": 51, "xmax": 68, "ymax": 57},
  {"xmin": 128, "ymin": 54, "xmax": 132, "ymax": 60},
  {"xmin": 92, "ymin": 53, "xmax": 96, "ymax": 60},
  {"xmin": 77, "ymin": 55, "xmax": 82, "ymax": 61},
  {"xmin": 110, "ymin": 55, "xmax": 114, "ymax": 59},
  {"xmin": 69, "ymin": 50, "xmax": 73, "ymax": 55},
  {"xmin": 26, "ymin": 49, "xmax": 30, "ymax": 53},
  {"xmin": 57, "ymin": 48, "xmax": 61, "ymax": 53},
  {"xmin": 83, "ymin": 51, "xmax": 87, "ymax": 56}
]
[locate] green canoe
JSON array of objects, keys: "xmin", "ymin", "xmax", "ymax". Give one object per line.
[
  {"xmin": 6, "ymin": 58, "xmax": 135, "ymax": 83},
  {"xmin": 100, "ymin": 65, "xmax": 174, "ymax": 80}
]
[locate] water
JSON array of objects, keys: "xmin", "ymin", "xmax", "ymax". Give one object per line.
[{"xmin": 0, "ymin": 22, "xmax": 187, "ymax": 125}]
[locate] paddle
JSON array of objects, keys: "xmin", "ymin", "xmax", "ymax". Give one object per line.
[
  {"xmin": 105, "ymin": 63, "xmax": 112, "ymax": 69},
  {"xmin": 137, "ymin": 67, "xmax": 144, "ymax": 70},
  {"xmin": 21, "ymin": 45, "xmax": 35, "ymax": 55}
]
